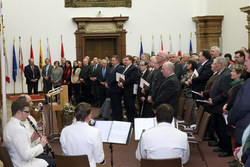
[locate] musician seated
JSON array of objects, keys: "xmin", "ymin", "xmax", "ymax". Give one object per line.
[
  {"xmin": 60, "ymin": 102, "xmax": 105, "ymax": 167},
  {"xmin": 136, "ymin": 104, "xmax": 190, "ymax": 165},
  {"xmin": 20, "ymin": 94, "xmax": 55, "ymax": 167},
  {"xmin": 3, "ymin": 97, "xmax": 50, "ymax": 167}
]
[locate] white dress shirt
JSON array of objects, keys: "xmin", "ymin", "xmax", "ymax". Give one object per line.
[
  {"xmin": 136, "ymin": 122, "xmax": 190, "ymax": 165},
  {"xmin": 60, "ymin": 121, "xmax": 105, "ymax": 167},
  {"xmin": 3, "ymin": 117, "xmax": 48, "ymax": 167}
]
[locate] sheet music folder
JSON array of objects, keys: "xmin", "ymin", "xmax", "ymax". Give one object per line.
[
  {"xmin": 134, "ymin": 117, "xmax": 177, "ymax": 140},
  {"xmin": 94, "ymin": 121, "xmax": 132, "ymax": 145}
]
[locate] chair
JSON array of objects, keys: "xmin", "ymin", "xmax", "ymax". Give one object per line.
[
  {"xmin": 0, "ymin": 146, "xmax": 14, "ymax": 167},
  {"xmin": 177, "ymin": 99, "xmax": 195, "ymax": 126},
  {"xmin": 188, "ymin": 112, "xmax": 211, "ymax": 167},
  {"xmin": 140, "ymin": 157, "xmax": 182, "ymax": 167},
  {"xmin": 177, "ymin": 97, "xmax": 185, "ymax": 120},
  {"xmin": 55, "ymin": 154, "xmax": 90, "ymax": 167},
  {"xmin": 179, "ymin": 105, "xmax": 204, "ymax": 134}
]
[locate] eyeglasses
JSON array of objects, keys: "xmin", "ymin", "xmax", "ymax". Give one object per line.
[{"xmin": 22, "ymin": 110, "xmax": 30, "ymax": 114}]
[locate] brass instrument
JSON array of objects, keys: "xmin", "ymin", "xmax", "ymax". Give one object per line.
[{"xmin": 27, "ymin": 117, "xmax": 55, "ymax": 158}]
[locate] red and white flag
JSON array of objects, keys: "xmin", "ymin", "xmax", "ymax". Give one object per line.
[
  {"xmin": 47, "ymin": 38, "xmax": 51, "ymax": 64},
  {"xmin": 19, "ymin": 36, "xmax": 24, "ymax": 73},
  {"xmin": 30, "ymin": 37, "xmax": 34, "ymax": 59},
  {"xmin": 160, "ymin": 34, "xmax": 163, "ymax": 50},
  {"xmin": 178, "ymin": 34, "xmax": 182, "ymax": 57},
  {"xmin": 61, "ymin": 35, "xmax": 64, "ymax": 58}
]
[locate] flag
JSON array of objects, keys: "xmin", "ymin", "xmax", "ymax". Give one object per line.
[
  {"xmin": 30, "ymin": 38, "xmax": 34, "ymax": 59},
  {"xmin": 61, "ymin": 35, "xmax": 64, "ymax": 58},
  {"xmin": 189, "ymin": 33, "xmax": 193, "ymax": 55},
  {"xmin": 1, "ymin": 13, "xmax": 9, "ymax": 83},
  {"xmin": 178, "ymin": 34, "xmax": 182, "ymax": 57},
  {"xmin": 160, "ymin": 34, "xmax": 163, "ymax": 50},
  {"xmin": 12, "ymin": 42, "xmax": 17, "ymax": 82},
  {"xmin": 139, "ymin": 35, "xmax": 143, "ymax": 60},
  {"xmin": 169, "ymin": 34, "xmax": 173, "ymax": 52},
  {"xmin": 189, "ymin": 39, "xmax": 193, "ymax": 55},
  {"xmin": 151, "ymin": 35, "xmax": 155, "ymax": 57},
  {"xmin": 47, "ymin": 38, "xmax": 51, "ymax": 64},
  {"xmin": 39, "ymin": 41, "xmax": 43, "ymax": 69},
  {"xmin": 19, "ymin": 37, "xmax": 24, "ymax": 73}
]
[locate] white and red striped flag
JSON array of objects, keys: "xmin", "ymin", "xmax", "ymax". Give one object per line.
[
  {"xmin": 47, "ymin": 37, "xmax": 51, "ymax": 64},
  {"xmin": 19, "ymin": 36, "xmax": 24, "ymax": 73}
]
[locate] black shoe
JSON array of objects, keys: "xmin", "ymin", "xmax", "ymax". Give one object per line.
[
  {"xmin": 213, "ymin": 148, "xmax": 223, "ymax": 152},
  {"xmin": 228, "ymin": 160, "xmax": 238, "ymax": 167},
  {"xmin": 228, "ymin": 159, "xmax": 237, "ymax": 164},
  {"xmin": 208, "ymin": 140, "xmax": 219, "ymax": 147},
  {"xmin": 203, "ymin": 136, "xmax": 212, "ymax": 141},
  {"xmin": 94, "ymin": 115, "xmax": 103, "ymax": 120},
  {"xmin": 218, "ymin": 152, "xmax": 233, "ymax": 157}
]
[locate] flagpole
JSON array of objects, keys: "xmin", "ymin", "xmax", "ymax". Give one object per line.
[
  {"xmin": 13, "ymin": 38, "xmax": 16, "ymax": 94},
  {"xmin": 40, "ymin": 39, "xmax": 43, "ymax": 92},
  {"xmin": 19, "ymin": 36, "xmax": 24, "ymax": 93}
]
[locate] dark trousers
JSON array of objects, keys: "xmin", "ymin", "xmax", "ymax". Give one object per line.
[
  {"xmin": 214, "ymin": 113, "xmax": 232, "ymax": 153},
  {"xmin": 27, "ymin": 82, "xmax": 38, "ymax": 94},
  {"xmin": 36, "ymin": 154, "xmax": 55, "ymax": 167},
  {"xmin": 72, "ymin": 83, "xmax": 81, "ymax": 105},
  {"xmin": 205, "ymin": 106, "xmax": 215, "ymax": 139},
  {"xmin": 110, "ymin": 92, "xmax": 123, "ymax": 121},
  {"xmin": 91, "ymin": 81, "xmax": 99, "ymax": 105},
  {"xmin": 99, "ymin": 85, "xmax": 107, "ymax": 106},
  {"xmin": 124, "ymin": 95, "xmax": 137, "ymax": 123},
  {"xmin": 43, "ymin": 80, "xmax": 52, "ymax": 103},
  {"xmin": 139, "ymin": 101, "xmax": 154, "ymax": 118},
  {"xmin": 81, "ymin": 83, "xmax": 91, "ymax": 103}
]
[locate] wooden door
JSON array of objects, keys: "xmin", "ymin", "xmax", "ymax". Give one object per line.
[{"xmin": 84, "ymin": 38, "xmax": 117, "ymax": 60}]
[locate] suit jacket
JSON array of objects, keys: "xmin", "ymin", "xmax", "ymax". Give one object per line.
[
  {"xmin": 107, "ymin": 64, "xmax": 124, "ymax": 94},
  {"xmin": 24, "ymin": 65, "xmax": 40, "ymax": 84},
  {"xmin": 152, "ymin": 74, "xmax": 180, "ymax": 115},
  {"xmin": 137, "ymin": 69, "xmax": 150, "ymax": 101},
  {"xmin": 192, "ymin": 60, "xmax": 213, "ymax": 92},
  {"xmin": 42, "ymin": 65, "xmax": 53, "ymax": 79},
  {"xmin": 228, "ymin": 78, "xmax": 250, "ymax": 144},
  {"xmin": 122, "ymin": 65, "xmax": 139, "ymax": 96},
  {"xmin": 210, "ymin": 68, "xmax": 232, "ymax": 114},
  {"xmin": 51, "ymin": 67, "xmax": 63, "ymax": 87},
  {"xmin": 203, "ymin": 72, "xmax": 218, "ymax": 98},
  {"xmin": 151, "ymin": 66, "xmax": 164, "ymax": 101},
  {"xmin": 97, "ymin": 67, "xmax": 111, "ymax": 84},
  {"xmin": 174, "ymin": 61, "xmax": 183, "ymax": 81},
  {"xmin": 90, "ymin": 64, "xmax": 101, "ymax": 78},
  {"xmin": 79, "ymin": 65, "xmax": 91, "ymax": 86}
]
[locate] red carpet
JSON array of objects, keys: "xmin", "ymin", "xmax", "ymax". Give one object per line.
[{"xmin": 9, "ymin": 95, "xmax": 44, "ymax": 101}]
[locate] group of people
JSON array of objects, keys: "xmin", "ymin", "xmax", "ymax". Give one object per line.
[{"xmin": 18, "ymin": 45, "xmax": 250, "ymax": 166}]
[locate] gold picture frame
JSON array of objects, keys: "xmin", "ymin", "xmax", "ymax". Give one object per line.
[{"xmin": 65, "ymin": 0, "xmax": 132, "ymax": 8}]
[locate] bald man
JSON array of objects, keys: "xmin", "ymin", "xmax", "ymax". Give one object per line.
[{"xmin": 152, "ymin": 62, "xmax": 180, "ymax": 116}]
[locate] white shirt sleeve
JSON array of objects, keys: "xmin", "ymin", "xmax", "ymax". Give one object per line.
[
  {"xmin": 136, "ymin": 137, "xmax": 147, "ymax": 160},
  {"xmin": 182, "ymin": 140, "xmax": 190, "ymax": 164},
  {"xmin": 93, "ymin": 131, "xmax": 105, "ymax": 163}
]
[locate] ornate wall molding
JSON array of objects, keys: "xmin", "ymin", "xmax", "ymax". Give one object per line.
[
  {"xmin": 240, "ymin": 6, "xmax": 250, "ymax": 49},
  {"xmin": 192, "ymin": 15, "xmax": 224, "ymax": 53},
  {"xmin": 65, "ymin": 0, "xmax": 132, "ymax": 8}
]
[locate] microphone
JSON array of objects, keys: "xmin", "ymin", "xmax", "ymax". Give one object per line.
[
  {"xmin": 100, "ymin": 160, "xmax": 106, "ymax": 165},
  {"xmin": 89, "ymin": 119, "xmax": 96, "ymax": 126}
]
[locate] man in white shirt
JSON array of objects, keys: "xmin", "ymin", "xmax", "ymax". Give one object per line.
[
  {"xmin": 60, "ymin": 102, "xmax": 105, "ymax": 167},
  {"xmin": 136, "ymin": 104, "xmax": 190, "ymax": 165},
  {"xmin": 3, "ymin": 97, "xmax": 48, "ymax": 167}
]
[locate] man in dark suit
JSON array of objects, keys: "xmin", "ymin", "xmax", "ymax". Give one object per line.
[
  {"xmin": 42, "ymin": 58, "xmax": 54, "ymax": 103},
  {"xmin": 152, "ymin": 62, "xmax": 180, "ymax": 116},
  {"xmin": 118, "ymin": 55, "xmax": 139, "ymax": 123},
  {"xmin": 80, "ymin": 58, "xmax": 92, "ymax": 103},
  {"xmin": 24, "ymin": 58, "xmax": 41, "ymax": 95},
  {"xmin": 96, "ymin": 59, "xmax": 110, "ymax": 107},
  {"xmin": 189, "ymin": 50, "xmax": 213, "ymax": 105},
  {"xmin": 149, "ymin": 50, "xmax": 169, "ymax": 103},
  {"xmin": 169, "ymin": 53, "xmax": 183, "ymax": 80},
  {"xmin": 105, "ymin": 55, "xmax": 124, "ymax": 121},
  {"xmin": 90, "ymin": 57, "xmax": 101, "ymax": 107},
  {"xmin": 228, "ymin": 49, "xmax": 250, "ymax": 146},
  {"xmin": 137, "ymin": 60, "xmax": 151, "ymax": 117},
  {"xmin": 208, "ymin": 57, "xmax": 232, "ymax": 157}
]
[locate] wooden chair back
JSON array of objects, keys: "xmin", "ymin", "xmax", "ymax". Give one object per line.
[
  {"xmin": 177, "ymin": 97, "xmax": 185, "ymax": 120},
  {"xmin": 196, "ymin": 112, "xmax": 211, "ymax": 141},
  {"xmin": 194, "ymin": 105, "xmax": 204, "ymax": 133},
  {"xmin": 0, "ymin": 146, "xmax": 14, "ymax": 167},
  {"xmin": 183, "ymin": 100, "xmax": 195, "ymax": 125},
  {"xmin": 140, "ymin": 157, "xmax": 182, "ymax": 167},
  {"xmin": 55, "ymin": 154, "xmax": 90, "ymax": 167}
]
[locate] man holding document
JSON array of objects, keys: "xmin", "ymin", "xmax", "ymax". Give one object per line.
[
  {"xmin": 60, "ymin": 102, "xmax": 105, "ymax": 167},
  {"xmin": 136, "ymin": 104, "xmax": 190, "ymax": 165}
]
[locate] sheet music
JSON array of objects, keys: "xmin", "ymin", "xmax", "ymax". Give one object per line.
[
  {"xmin": 116, "ymin": 72, "xmax": 125, "ymax": 82},
  {"xmin": 140, "ymin": 78, "xmax": 150, "ymax": 89},
  {"xmin": 223, "ymin": 114, "xmax": 228, "ymax": 125},
  {"xmin": 94, "ymin": 121, "xmax": 132, "ymax": 144},
  {"xmin": 133, "ymin": 84, "xmax": 138, "ymax": 95},
  {"xmin": 196, "ymin": 99, "xmax": 210, "ymax": 103},
  {"xmin": 94, "ymin": 121, "xmax": 113, "ymax": 142},
  {"xmin": 191, "ymin": 90, "xmax": 200, "ymax": 96},
  {"xmin": 192, "ymin": 69, "xmax": 199, "ymax": 78},
  {"xmin": 108, "ymin": 121, "xmax": 132, "ymax": 144},
  {"xmin": 134, "ymin": 117, "xmax": 177, "ymax": 140},
  {"xmin": 134, "ymin": 118, "xmax": 156, "ymax": 140}
]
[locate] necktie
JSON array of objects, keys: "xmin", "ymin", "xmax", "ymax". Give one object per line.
[
  {"xmin": 102, "ymin": 68, "xmax": 106, "ymax": 78},
  {"xmin": 46, "ymin": 65, "xmax": 49, "ymax": 76},
  {"xmin": 32, "ymin": 66, "xmax": 35, "ymax": 78},
  {"xmin": 197, "ymin": 65, "xmax": 202, "ymax": 72}
]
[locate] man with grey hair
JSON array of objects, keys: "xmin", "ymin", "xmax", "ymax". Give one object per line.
[
  {"xmin": 182, "ymin": 53, "xmax": 190, "ymax": 74},
  {"xmin": 208, "ymin": 56, "xmax": 232, "ymax": 157},
  {"xmin": 42, "ymin": 58, "xmax": 54, "ymax": 104},
  {"xmin": 152, "ymin": 62, "xmax": 180, "ymax": 116},
  {"xmin": 148, "ymin": 50, "xmax": 169, "ymax": 103},
  {"xmin": 210, "ymin": 46, "xmax": 220, "ymax": 60},
  {"xmin": 169, "ymin": 52, "xmax": 183, "ymax": 80},
  {"xmin": 140, "ymin": 53, "xmax": 150, "ymax": 60}
]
